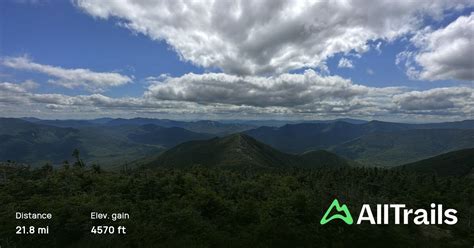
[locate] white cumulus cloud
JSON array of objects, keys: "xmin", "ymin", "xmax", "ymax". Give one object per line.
[
  {"xmin": 74, "ymin": 0, "xmax": 472, "ymax": 75},
  {"xmin": 397, "ymin": 13, "xmax": 474, "ymax": 81},
  {"xmin": 338, "ymin": 58, "xmax": 354, "ymax": 68},
  {"xmin": 393, "ymin": 87, "xmax": 474, "ymax": 112},
  {"xmin": 0, "ymin": 77, "xmax": 472, "ymax": 120},
  {"xmin": 145, "ymin": 70, "xmax": 372, "ymax": 107},
  {"xmin": 2, "ymin": 56, "xmax": 133, "ymax": 92},
  {"xmin": 0, "ymin": 80, "xmax": 38, "ymax": 93}
]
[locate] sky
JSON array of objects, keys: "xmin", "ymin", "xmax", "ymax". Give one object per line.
[{"xmin": 0, "ymin": 0, "xmax": 473, "ymax": 122}]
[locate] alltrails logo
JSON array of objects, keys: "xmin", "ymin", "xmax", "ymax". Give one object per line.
[
  {"xmin": 320, "ymin": 199, "xmax": 353, "ymax": 225},
  {"xmin": 320, "ymin": 199, "xmax": 458, "ymax": 225}
]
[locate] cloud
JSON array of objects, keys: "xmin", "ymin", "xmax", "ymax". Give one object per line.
[
  {"xmin": 0, "ymin": 80, "xmax": 40, "ymax": 104},
  {"xmin": 393, "ymin": 87, "xmax": 474, "ymax": 111},
  {"xmin": 2, "ymin": 56, "xmax": 132, "ymax": 92},
  {"xmin": 0, "ymin": 85, "xmax": 470, "ymax": 121},
  {"xmin": 374, "ymin": 42, "xmax": 382, "ymax": 54},
  {"xmin": 397, "ymin": 13, "xmax": 474, "ymax": 81},
  {"xmin": 0, "ymin": 80, "xmax": 38, "ymax": 93},
  {"xmin": 1, "ymin": 77, "xmax": 471, "ymax": 120},
  {"xmin": 338, "ymin": 58, "xmax": 354, "ymax": 68},
  {"xmin": 145, "ymin": 69, "xmax": 373, "ymax": 107},
  {"xmin": 74, "ymin": 0, "xmax": 472, "ymax": 75}
]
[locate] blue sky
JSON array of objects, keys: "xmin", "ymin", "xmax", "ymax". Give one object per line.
[
  {"xmin": 1, "ymin": 1, "xmax": 204, "ymax": 97},
  {"xmin": 0, "ymin": 0, "xmax": 472, "ymax": 121}
]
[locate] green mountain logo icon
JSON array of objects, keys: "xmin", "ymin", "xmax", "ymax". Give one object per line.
[{"xmin": 320, "ymin": 199, "xmax": 353, "ymax": 225}]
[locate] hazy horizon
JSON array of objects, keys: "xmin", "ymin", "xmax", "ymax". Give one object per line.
[{"xmin": 3, "ymin": 115, "xmax": 473, "ymax": 125}]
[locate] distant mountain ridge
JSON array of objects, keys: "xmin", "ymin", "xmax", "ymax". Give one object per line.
[
  {"xmin": 331, "ymin": 129, "xmax": 474, "ymax": 166},
  {"xmin": 23, "ymin": 117, "xmax": 255, "ymax": 135},
  {"xmin": 220, "ymin": 118, "xmax": 368, "ymax": 127},
  {"xmin": 0, "ymin": 118, "xmax": 212, "ymax": 166},
  {"xmin": 5, "ymin": 117, "xmax": 474, "ymax": 168},
  {"xmin": 0, "ymin": 118, "xmax": 82, "ymax": 164},
  {"xmin": 126, "ymin": 124, "xmax": 213, "ymax": 146},
  {"xmin": 244, "ymin": 120, "xmax": 474, "ymax": 166},
  {"xmin": 21, "ymin": 117, "xmax": 474, "ymax": 135},
  {"xmin": 146, "ymin": 133, "xmax": 351, "ymax": 169},
  {"xmin": 245, "ymin": 120, "xmax": 474, "ymax": 153}
]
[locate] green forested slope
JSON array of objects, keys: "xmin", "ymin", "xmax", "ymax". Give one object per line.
[
  {"xmin": 0, "ymin": 165, "xmax": 472, "ymax": 247},
  {"xmin": 147, "ymin": 133, "xmax": 350, "ymax": 169},
  {"xmin": 398, "ymin": 148, "xmax": 474, "ymax": 177},
  {"xmin": 330, "ymin": 129, "xmax": 474, "ymax": 166}
]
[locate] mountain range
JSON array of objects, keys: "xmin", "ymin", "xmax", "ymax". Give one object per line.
[
  {"xmin": 331, "ymin": 129, "xmax": 474, "ymax": 166},
  {"xmin": 0, "ymin": 118, "xmax": 211, "ymax": 166},
  {"xmin": 1, "ymin": 117, "xmax": 473, "ymax": 169},
  {"xmin": 24, "ymin": 117, "xmax": 255, "ymax": 135},
  {"xmin": 245, "ymin": 120, "xmax": 474, "ymax": 166}
]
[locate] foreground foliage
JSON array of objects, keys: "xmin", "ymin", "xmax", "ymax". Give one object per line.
[{"xmin": 0, "ymin": 165, "xmax": 473, "ymax": 247}]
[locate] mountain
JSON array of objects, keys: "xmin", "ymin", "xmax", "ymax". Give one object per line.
[
  {"xmin": 104, "ymin": 118, "xmax": 254, "ymax": 135},
  {"xmin": 20, "ymin": 117, "xmax": 254, "ymax": 135},
  {"xmin": 180, "ymin": 120, "xmax": 255, "ymax": 135},
  {"xmin": 20, "ymin": 117, "xmax": 42, "ymax": 122},
  {"xmin": 21, "ymin": 117, "xmax": 113, "ymax": 128},
  {"xmin": 220, "ymin": 118, "xmax": 368, "ymax": 127},
  {"xmin": 0, "ymin": 118, "xmax": 162, "ymax": 166},
  {"xmin": 87, "ymin": 117, "xmax": 114, "ymax": 124},
  {"xmin": 245, "ymin": 120, "xmax": 474, "ymax": 154},
  {"xmin": 244, "ymin": 120, "xmax": 474, "ymax": 162},
  {"xmin": 125, "ymin": 124, "xmax": 213, "ymax": 146},
  {"xmin": 72, "ymin": 124, "xmax": 212, "ymax": 166},
  {"xmin": 0, "ymin": 118, "xmax": 83, "ymax": 164},
  {"xmin": 0, "ymin": 118, "xmax": 213, "ymax": 166},
  {"xmin": 8, "ymin": 117, "xmax": 474, "ymax": 168},
  {"xmin": 33, "ymin": 118, "xmax": 116, "ymax": 128},
  {"xmin": 146, "ymin": 133, "xmax": 350, "ymax": 169},
  {"xmin": 299, "ymin": 150, "xmax": 358, "ymax": 167},
  {"xmin": 148, "ymin": 133, "xmax": 296, "ymax": 169},
  {"xmin": 415, "ymin": 120, "xmax": 474, "ymax": 129},
  {"xmin": 244, "ymin": 121, "xmax": 406, "ymax": 153},
  {"xmin": 323, "ymin": 118, "xmax": 368, "ymax": 124},
  {"xmin": 397, "ymin": 148, "xmax": 474, "ymax": 177},
  {"xmin": 105, "ymin": 117, "xmax": 185, "ymax": 127},
  {"xmin": 331, "ymin": 129, "xmax": 474, "ymax": 166},
  {"xmin": 35, "ymin": 119, "xmax": 99, "ymax": 128}
]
